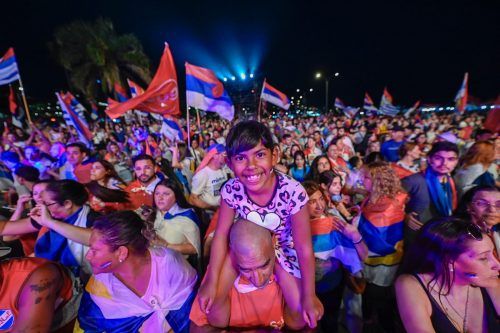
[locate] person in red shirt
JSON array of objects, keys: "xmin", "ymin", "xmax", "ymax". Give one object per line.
[
  {"xmin": 0, "ymin": 255, "xmax": 74, "ymax": 332},
  {"xmin": 190, "ymin": 219, "xmax": 296, "ymax": 331},
  {"xmin": 125, "ymin": 154, "xmax": 161, "ymax": 210}
]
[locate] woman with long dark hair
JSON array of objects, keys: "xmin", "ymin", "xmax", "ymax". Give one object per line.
[
  {"xmin": 288, "ymin": 150, "xmax": 310, "ymax": 182},
  {"xmin": 306, "ymin": 155, "xmax": 332, "ymax": 182},
  {"xmin": 396, "ymin": 218, "xmax": 499, "ymax": 333},
  {"xmin": 86, "ymin": 160, "xmax": 130, "ymax": 213}
]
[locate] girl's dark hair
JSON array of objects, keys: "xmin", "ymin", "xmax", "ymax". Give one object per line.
[
  {"xmin": 226, "ymin": 120, "xmax": 274, "ymax": 159},
  {"xmin": 94, "ymin": 159, "xmax": 127, "ymax": 186},
  {"xmin": 399, "ymin": 217, "xmax": 485, "ymax": 295},
  {"xmin": 86, "ymin": 181, "xmax": 130, "ymax": 203},
  {"xmin": 305, "ymin": 155, "xmax": 331, "ymax": 182},
  {"xmin": 45, "ymin": 180, "xmax": 88, "ymax": 206},
  {"xmin": 302, "ymin": 180, "xmax": 326, "ymax": 199},
  {"xmin": 290, "ymin": 150, "xmax": 308, "ymax": 178},
  {"xmin": 318, "ymin": 170, "xmax": 343, "ymax": 188},
  {"xmin": 364, "ymin": 152, "xmax": 385, "ymax": 164},
  {"xmin": 154, "ymin": 178, "xmax": 191, "ymax": 209},
  {"xmin": 454, "ymin": 185, "xmax": 498, "ymax": 218},
  {"xmin": 92, "ymin": 211, "xmax": 153, "ymax": 254},
  {"xmin": 349, "ymin": 156, "xmax": 362, "ymax": 169},
  {"xmin": 33, "ymin": 179, "xmax": 52, "ymax": 188}
]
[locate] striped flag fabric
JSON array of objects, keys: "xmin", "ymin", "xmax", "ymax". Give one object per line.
[
  {"xmin": 114, "ymin": 83, "xmax": 129, "ymax": 102},
  {"xmin": 62, "ymin": 92, "xmax": 89, "ymax": 124},
  {"xmin": 0, "ymin": 48, "xmax": 20, "ymax": 86},
  {"xmin": 343, "ymin": 106, "xmax": 359, "ymax": 119},
  {"xmin": 454, "ymin": 72, "xmax": 468, "ymax": 114},
  {"xmin": 334, "ymin": 97, "xmax": 345, "ymax": 110},
  {"xmin": 89, "ymin": 101, "xmax": 99, "ymax": 120},
  {"xmin": 310, "ymin": 216, "xmax": 363, "ymax": 274},
  {"xmin": 403, "ymin": 100, "xmax": 420, "ymax": 118},
  {"xmin": 127, "ymin": 79, "xmax": 145, "ymax": 97},
  {"xmin": 260, "ymin": 80, "xmax": 290, "ymax": 110},
  {"xmin": 56, "ymin": 92, "xmax": 92, "ymax": 146},
  {"xmin": 126, "ymin": 79, "xmax": 150, "ymax": 119},
  {"xmin": 185, "ymin": 63, "xmax": 234, "ymax": 120},
  {"xmin": 357, "ymin": 193, "xmax": 406, "ymax": 285},
  {"xmin": 363, "ymin": 93, "xmax": 378, "ymax": 114},
  {"xmin": 379, "ymin": 88, "xmax": 399, "ymax": 117},
  {"xmin": 161, "ymin": 115, "xmax": 186, "ymax": 142}
]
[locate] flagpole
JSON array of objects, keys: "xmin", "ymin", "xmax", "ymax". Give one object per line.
[
  {"xmin": 257, "ymin": 78, "xmax": 265, "ymax": 122},
  {"xmin": 257, "ymin": 98, "xmax": 262, "ymax": 122},
  {"xmin": 16, "ymin": 71, "xmax": 32, "ymax": 124},
  {"xmin": 186, "ymin": 103, "xmax": 191, "ymax": 149},
  {"xmin": 195, "ymin": 108, "xmax": 201, "ymax": 133}
]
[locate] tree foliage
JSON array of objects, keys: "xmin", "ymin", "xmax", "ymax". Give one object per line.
[{"xmin": 49, "ymin": 18, "xmax": 151, "ymax": 100}]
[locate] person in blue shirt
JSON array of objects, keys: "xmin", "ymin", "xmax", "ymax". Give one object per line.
[
  {"xmin": 288, "ymin": 150, "xmax": 310, "ymax": 182},
  {"xmin": 381, "ymin": 125, "xmax": 405, "ymax": 162}
]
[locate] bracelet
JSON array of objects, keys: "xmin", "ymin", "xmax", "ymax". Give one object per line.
[{"xmin": 352, "ymin": 236, "xmax": 363, "ymax": 244}]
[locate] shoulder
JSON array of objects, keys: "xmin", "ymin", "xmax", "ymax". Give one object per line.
[{"xmin": 402, "ymin": 172, "xmax": 426, "ymax": 186}]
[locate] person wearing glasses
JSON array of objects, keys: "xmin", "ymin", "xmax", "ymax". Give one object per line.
[
  {"xmin": 396, "ymin": 218, "xmax": 499, "ymax": 333},
  {"xmin": 455, "ymin": 185, "xmax": 500, "ymax": 256},
  {"xmin": 0, "ymin": 180, "xmax": 100, "ymax": 280}
]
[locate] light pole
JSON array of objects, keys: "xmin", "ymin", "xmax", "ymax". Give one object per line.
[{"xmin": 315, "ymin": 72, "xmax": 339, "ymax": 113}]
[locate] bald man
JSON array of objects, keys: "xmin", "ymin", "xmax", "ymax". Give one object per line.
[{"xmin": 190, "ymin": 219, "xmax": 288, "ymax": 331}]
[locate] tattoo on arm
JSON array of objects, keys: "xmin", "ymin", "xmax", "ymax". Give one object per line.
[
  {"xmin": 29, "ymin": 278, "xmax": 56, "ymax": 293},
  {"xmin": 29, "ymin": 277, "xmax": 58, "ymax": 306}
]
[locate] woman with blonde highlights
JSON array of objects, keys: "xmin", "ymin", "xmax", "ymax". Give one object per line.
[{"xmin": 357, "ymin": 161, "xmax": 407, "ymax": 332}]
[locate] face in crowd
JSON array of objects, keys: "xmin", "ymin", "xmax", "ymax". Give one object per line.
[
  {"xmin": 468, "ymin": 190, "xmax": 500, "ymax": 230},
  {"xmin": 66, "ymin": 146, "xmax": 86, "ymax": 167},
  {"xmin": 154, "ymin": 184, "xmax": 176, "ymax": 213},
  {"xmin": 229, "ymin": 141, "xmax": 277, "ymax": 195},
  {"xmin": 427, "ymin": 150, "xmax": 459, "ymax": 176},
  {"xmin": 134, "ymin": 159, "xmax": 156, "ymax": 185}
]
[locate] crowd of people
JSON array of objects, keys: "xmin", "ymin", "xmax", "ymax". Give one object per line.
[{"xmin": 0, "ymin": 109, "xmax": 498, "ymax": 333}]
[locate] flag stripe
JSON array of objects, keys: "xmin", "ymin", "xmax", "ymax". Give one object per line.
[
  {"xmin": 261, "ymin": 82, "xmax": 290, "ymax": 110},
  {"xmin": 185, "ymin": 75, "xmax": 233, "ymax": 104}
]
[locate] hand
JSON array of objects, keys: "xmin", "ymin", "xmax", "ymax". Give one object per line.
[
  {"xmin": 197, "ymin": 278, "xmax": 217, "ymax": 314},
  {"xmin": 332, "ymin": 217, "xmax": 360, "ymax": 241},
  {"xmin": 16, "ymin": 194, "xmax": 32, "ymax": 209},
  {"xmin": 301, "ymin": 295, "xmax": 324, "ymax": 328},
  {"xmin": 405, "ymin": 212, "xmax": 423, "ymax": 231},
  {"xmin": 348, "ymin": 205, "xmax": 361, "ymax": 216},
  {"xmin": 29, "ymin": 204, "xmax": 54, "ymax": 227}
]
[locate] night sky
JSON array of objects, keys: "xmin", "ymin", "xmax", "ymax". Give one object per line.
[{"xmin": 1, "ymin": 0, "xmax": 499, "ymax": 109}]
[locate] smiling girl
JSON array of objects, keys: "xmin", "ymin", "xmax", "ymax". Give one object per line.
[{"xmin": 197, "ymin": 120, "xmax": 323, "ymax": 330}]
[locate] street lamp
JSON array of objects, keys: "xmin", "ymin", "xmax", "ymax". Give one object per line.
[{"xmin": 315, "ymin": 72, "xmax": 340, "ymax": 113}]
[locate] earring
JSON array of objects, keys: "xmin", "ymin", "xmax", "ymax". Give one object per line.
[{"xmin": 119, "ymin": 259, "xmax": 124, "ymax": 263}]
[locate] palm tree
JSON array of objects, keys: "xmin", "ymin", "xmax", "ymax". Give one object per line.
[{"xmin": 49, "ymin": 18, "xmax": 151, "ymax": 100}]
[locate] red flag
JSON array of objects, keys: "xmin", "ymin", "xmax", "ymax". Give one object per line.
[
  {"xmin": 483, "ymin": 96, "xmax": 500, "ymax": 133},
  {"xmin": 105, "ymin": 43, "xmax": 180, "ymax": 119},
  {"xmin": 8, "ymin": 85, "xmax": 17, "ymax": 114}
]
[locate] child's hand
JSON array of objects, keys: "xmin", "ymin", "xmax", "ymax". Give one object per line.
[
  {"xmin": 332, "ymin": 218, "xmax": 361, "ymax": 242},
  {"xmin": 198, "ymin": 279, "xmax": 216, "ymax": 314},
  {"xmin": 301, "ymin": 295, "xmax": 324, "ymax": 328}
]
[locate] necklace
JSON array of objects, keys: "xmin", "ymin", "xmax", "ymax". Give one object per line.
[{"xmin": 439, "ymin": 285, "xmax": 470, "ymax": 333}]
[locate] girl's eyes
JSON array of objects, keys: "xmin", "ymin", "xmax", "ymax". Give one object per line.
[{"xmin": 257, "ymin": 152, "xmax": 266, "ymax": 158}]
